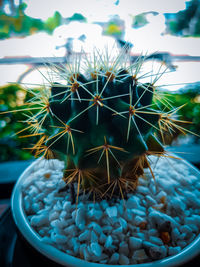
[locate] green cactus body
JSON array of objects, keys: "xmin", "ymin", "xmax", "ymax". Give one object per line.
[{"xmin": 23, "ymin": 50, "xmax": 169, "ymax": 199}]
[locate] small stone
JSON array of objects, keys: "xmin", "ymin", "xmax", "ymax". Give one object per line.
[
  {"xmin": 171, "ymin": 228, "xmax": 180, "ymax": 241},
  {"xmin": 131, "ymin": 209, "xmax": 146, "ymax": 217},
  {"xmin": 146, "ymin": 195, "xmax": 157, "ymax": 206},
  {"xmin": 119, "ymin": 254, "xmax": 129, "ymax": 265},
  {"xmin": 99, "ymin": 232, "xmax": 107, "ymax": 244},
  {"xmin": 91, "ymin": 230, "xmax": 98, "ymax": 243},
  {"xmin": 139, "ymin": 221, "xmax": 147, "ymax": 230},
  {"xmin": 119, "ymin": 242, "xmax": 129, "ymax": 256},
  {"xmin": 88, "ymin": 222, "xmax": 102, "ymax": 235},
  {"xmin": 105, "ymin": 235, "xmax": 113, "ymax": 248},
  {"xmin": 49, "ymin": 211, "xmax": 60, "ymax": 221},
  {"xmin": 83, "ymin": 246, "xmax": 91, "ymax": 261},
  {"xmin": 180, "ymin": 225, "xmax": 192, "ymax": 234},
  {"xmin": 106, "ymin": 206, "xmax": 118, "ymax": 218},
  {"xmin": 52, "ymin": 233, "xmax": 68, "ymax": 244},
  {"xmin": 132, "ymin": 249, "xmax": 149, "ymax": 263},
  {"xmin": 88, "ymin": 208, "xmax": 103, "ymax": 220},
  {"xmin": 158, "ymin": 221, "xmax": 172, "ymax": 232},
  {"xmin": 90, "ymin": 242, "xmax": 102, "ymax": 257},
  {"xmin": 102, "ymin": 225, "xmax": 113, "ymax": 233},
  {"xmin": 127, "ymin": 196, "xmax": 140, "ymax": 209},
  {"xmin": 44, "ymin": 172, "xmax": 51, "ymax": 179},
  {"xmin": 29, "ymin": 185, "xmax": 39, "ymax": 196},
  {"xmin": 177, "ymin": 241, "xmax": 187, "ymax": 248},
  {"xmin": 118, "ymin": 217, "xmax": 127, "ymax": 231},
  {"xmin": 148, "ymin": 246, "xmax": 163, "ymax": 260},
  {"xmin": 156, "ymin": 191, "xmax": 167, "ymax": 202},
  {"xmin": 149, "ymin": 236, "xmax": 163, "ymax": 246},
  {"xmin": 64, "ymin": 225, "xmax": 77, "ymax": 236},
  {"xmin": 136, "ymin": 185, "xmax": 150, "ymax": 195},
  {"xmin": 135, "ymin": 232, "xmax": 145, "ymax": 239},
  {"xmin": 143, "ymin": 241, "xmax": 157, "ymax": 249},
  {"xmin": 160, "ymin": 231, "xmax": 170, "ymax": 244},
  {"xmin": 129, "ymin": 236, "xmax": 142, "ymax": 249},
  {"xmin": 109, "ymin": 253, "xmax": 119, "ymax": 264},
  {"xmin": 168, "ymin": 246, "xmax": 181, "ymax": 256},
  {"xmin": 75, "ymin": 207, "xmax": 85, "ymax": 229},
  {"xmin": 30, "ymin": 214, "xmax": 48, "ymax": 227},
  {"xmin": 63, "ymin": 201, "xmax": 71, "ymax": 212},
  {"xmin": 79, "ymin": 230, "xmax": 91, "ymax": 242}
]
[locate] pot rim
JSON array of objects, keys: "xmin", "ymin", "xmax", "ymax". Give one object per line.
[{"xmin": 11, "ymin": 155, "xmax": 200, "ymax": 267}]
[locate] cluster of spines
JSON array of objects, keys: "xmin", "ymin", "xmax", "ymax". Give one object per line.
[{"xmin": 1, "ymin": 48, "xmax": 194, "ymax": 201}]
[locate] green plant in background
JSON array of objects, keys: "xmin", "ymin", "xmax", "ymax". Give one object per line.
[
  {"xmin": 1, "ymin": 49, "xmax": 195, "ymax": 201},
  {"xmin": 165, "ymin": 0, "xmax": 200, "ymax": 37},
  {"xmin": 103, "ymin": 16, "xmax": 124, "ymax": 40},
  {"xmin": 0, "ymin": 3, "xmax": 63, "ymax": 39},
  {"xmin": 0, "ymin": 83, "xmax": 38, "ymax": 161},
  {"xmin": 131, "ymin": 12, "xmax": 158, "ymax": 29},
  {"xmin": 0, "ymin": 3, "xmax": 44, "ymax": 38},
  {"xmin": 153, "ymin": 83, "xmax": 200, "ymax": 145}
]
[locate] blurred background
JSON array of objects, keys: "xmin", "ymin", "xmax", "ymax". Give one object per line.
[{"xmin": 0, "ymin": 0, "xmax": 200, "ymax": 165}]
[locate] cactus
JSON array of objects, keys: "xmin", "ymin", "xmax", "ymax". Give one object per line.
[{"xmin": 4, "ymin": 48, "xmax": 190, "ymax": 201}]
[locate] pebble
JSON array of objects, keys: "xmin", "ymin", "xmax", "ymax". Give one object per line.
[
  {"xmin": 146, "ymin": 195, "xmax": 157, "ymax": 206},
  {"xmin": 91, "ymin": 230, "xmax": 98, "ymax": 243},
  {"xmin": 136, "ymin": 185, "xmax": 150, "ymax": 195},
  {"xmin": 129, "ymin": 236, "xmax": 143, "ymax": 249},
  {"xmin": 106, "ymin": 206, "xmax": 118, "ymax": 218},
  {"xmin": 132, "ymin": 249, "xmax": 149, "ymax": 262},
  {"xmin": 88, "ymin": 208, "xmax": 103, "ymax": 220},
  {"xmin": 75, "ymin": 208, "xmax": 86, "ymax": 229},
  {"xmin": 119, "ymin": 254, "xmax": 130, "ymax": 265},
  {"xmin": 105, "ymin": 235, "xmax": 113, "ymax": 248},
  {"xmin": 148, "ymin": 246, "xmax": 163, "ymax": 260},
  {"xmin": 131, "ymin": 208, "xmax": 146, "ymax": 217},
  {"xmin": 49, "ymin": 211, "xmax": 60, "ymax": 221},
  {"xmin": 149, "ymin": 236, "xmax": 163, "ymax": 246},
  {"xmin": 79, "ymin": 230, "xmax": 91, "ymax": 242},
  {"xmin": 133, "ymin": 215, "xmax": 146, "ymax": 226},
  {"xmin": 22, "ymin": 157, "xmax": 200, "ymax": 264},
  {"xmin": 109, "ymin": 253, "xmax": 119, "ymax": 264},
  {"xmin": 88, "ymin": 222, "xmax": 102, "ymax": 235},
  {"xmin": 90, "ymin": 242, "xmax": 102, "ymax": 257},
  {"xmin": 168, "ymin": 246, "xmax": 181, "ymax": 256},
  {"xmin": 126, "ymin": 196, "xmax": 140, "ymax": 209},
  {"xmin": 30, "ymin": 214, "xmax": 48, "ymax": 227},
  {"xmin": 119, "ymin": 242, "xmax": 129, "ymax": 256},
  {"xmin": 51, "ymin": 233, "xmax": 68, "ymax": 244}
]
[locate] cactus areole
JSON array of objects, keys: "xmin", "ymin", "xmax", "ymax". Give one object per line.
[{"xmin": 22, "ymin": 49, "xmax": 180, "ymax": 201}]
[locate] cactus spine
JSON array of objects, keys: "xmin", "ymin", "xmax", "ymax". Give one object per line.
[{"xmin": 17, "ymin": 49, "xmax": 183, "ymax": 200}]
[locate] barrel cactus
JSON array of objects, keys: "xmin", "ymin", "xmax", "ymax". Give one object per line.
[{"xmin": 10, "ymin": 49, "xmax": 187, "ymax": 201}]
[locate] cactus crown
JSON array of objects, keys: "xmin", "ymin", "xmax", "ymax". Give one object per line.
[{"xmin": 12, "ymin": 48, "xmax": 187, "ymax": 201}]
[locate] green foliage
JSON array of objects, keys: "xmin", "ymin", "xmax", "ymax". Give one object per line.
[
  {"xmin": 67, "ymin": 13, "xmax": 87, "ymax": 23},
  {"xmin": 132, "ymin": 14, "xmax": 149, "ymax": 29},
  {"xmin": 0, "ymin": 3, "xmax": 44, "ymax": 38},
  {"xmin": 165, "ymin": 0, "xmax": 200, "ymax": 37},
  {"xmin": 0, "ymin": 84, "xmax": 37, "ymax": 161},
  {"xmin": 153, "ymin": 83, "xmax": 200, "ymax": 144},
  {"xmin": 0, "ymin": 3, "xmax": 63, "ymax": 39},
  {"xmin": 44, "ymin": 11, "xmax": 62, "ymax": 34}
]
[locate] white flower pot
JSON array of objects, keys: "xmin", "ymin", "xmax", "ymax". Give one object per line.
[{"xmin": 11, "ymin": 156, "xmax": 200, "ymax": 267}]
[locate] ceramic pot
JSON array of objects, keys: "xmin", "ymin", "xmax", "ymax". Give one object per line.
[{"xmin": 11, "ymin": 157, "xmax": 200, "ymax": 267}]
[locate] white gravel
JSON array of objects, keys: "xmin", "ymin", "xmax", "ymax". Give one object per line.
[{"xmin": 22, "ymin": 156, "xmax": 200, "ymax": 264}]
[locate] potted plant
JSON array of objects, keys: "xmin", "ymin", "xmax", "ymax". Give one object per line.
[{"xmin": 9, "ymin": 48, "xmax": 200, "ymax": 266}]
